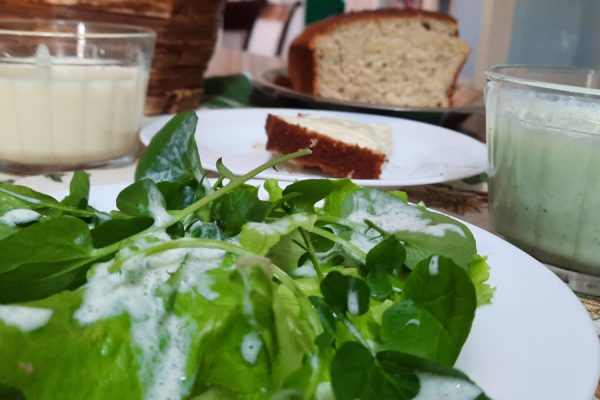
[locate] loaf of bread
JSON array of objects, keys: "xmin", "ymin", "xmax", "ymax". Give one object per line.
[
  {"xmin": 288, "ymin": 10, "xmax": 469, "ymax": 108},
  {"xmin": 265, "ymin": 113, "xmax": 392, "ymax": 179}
]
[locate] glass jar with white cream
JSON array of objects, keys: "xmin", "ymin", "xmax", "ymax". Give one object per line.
[
  {"xmin": 486, "ymin": 65, "xmax": 600, "ymax": 295},
  {"xmin": 0, "ymin": 20, "xmax": 155, "ymax": 173}
]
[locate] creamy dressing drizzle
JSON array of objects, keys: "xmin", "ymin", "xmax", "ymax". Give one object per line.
[
  {"xmin": 413, "ymin": 372, "xmax": 482, "ymax": 400},
  {"xmin": 290, "ymin": 263, "xmax": 317, "ymax": 278},
  {"xmin": 147, "ymin": 188, "xmax": 172, "ymax": 227},
  {"xmin": 347, "ymin": 282, "xmax": 360, "ymax": 315},
  {"xmin": 244, "ymin": 214, "xmax": 311, "ymax": 236},
  {"xmin": 344, "ymin": 191, "xmax": 464, "ymax": 253},
  {"xmin": 241, "ymin": 332, "xmax": 262, "ymax": 365},
  {"xmin": 74, "ymin": 235, "xmax": 227, "ymax": 400},
  {"xmin": 239, "ymin": 268, "xmax": 257, "ymax": 324},
  {"xmin": 0, "ymin": 209, "xmax": 41, "ymax": 226},
  {"xmin": 0, "ymin": 305, "xmax": 52, "ymax": 332},
  {"xmin": 406, "ymin": 318, "xmax": 421, "ymax": 327},
  {"xmin": 429, "ymin": 256, "xmax": 439, "ymax": 276}
]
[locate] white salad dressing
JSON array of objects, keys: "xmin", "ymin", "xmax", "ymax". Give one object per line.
[
  {"xmin": 405, "ymin": 318, "xmax": 421, "ymax": 327},
  {"xmin": 290, "ymin": 263, "xmax": 318, "ymax": 278},
  {"xmin": 0, "ymin": 209, "xmax": 41, "ymax": 226},
  {"xmin": 0, "ymin": 305, "xmax": 53, "ymax": 332},
  {"xmin": 244, "ymin": 213, "xmax": 312, "ymax": 237},
  {"xmin": 315, "ymin": 382, "xmax": 335, "ymax": 400},
  {"xmin": 413, "ymin": 372, "xmax": 482, "ymax": 400},
  {"xmin": 147, "ymin": 187, "xmax": 172, "ymax": 227},
  {"xmin": 74, "ymin": 235, "xmax": 227, "ymax": 400},
  {"xmin": 428, "ymin": 256, "xmax": 439, "ymax": 276},
  {"xmin": 239, "ymin": 266, "xmax": 257, "ymax": 324},
  {"xmin": 240, "ymin": 331, "xmax": 263, "ymax": 365},
  {"xmin": 343, "ymin": 191, "xmax": 464, "ymax": 253},
  {"xmin": 347, "ymin": 282, "xmax": 360, "ymax": 315}
]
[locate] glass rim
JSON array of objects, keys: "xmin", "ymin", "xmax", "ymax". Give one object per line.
[
  {"xmin": 485, "ymin": 64, "xmax": 600, "ymax": 96},
  {"xmin": 0, "ymin": 19, "xmax": 156, "ymax": 39}
]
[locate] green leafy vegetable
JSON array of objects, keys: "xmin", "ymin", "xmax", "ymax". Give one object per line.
[
  {"xmin": 116, "ymin": 179, "xmax": 168, "ymax": 221},
  {"xmin": 135, "ymin": 111, "xmax": 204, "ymax": 184},
  {"xmin": 61, "ymin": 171, "xmax": 90, "ymax": 208},
  {"xmin": 0, "ymin": 111, "xmax": 494, "ymax": 400},
  {"xmin": 210, "ymin": 185, "xmax": 271, "ymax": 236},
  {"xmin": 282, "ymin": 179, "xmax": 335, "ymax": 213},
  {"xmin": 380, "ymin": 256, "xmax": 476, "ymax": 365},
  {"xmin": 321, "ymin": 271, "xmax": 370, "ymax": 316},
  {"xmin": 330, "ymin": 342, "xmax": 418, "ymax": 400}
]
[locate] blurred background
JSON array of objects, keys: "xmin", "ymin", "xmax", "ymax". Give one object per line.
[{"xmin": 219, "ymin": 0, "xmax": 600, "ymax": 89}]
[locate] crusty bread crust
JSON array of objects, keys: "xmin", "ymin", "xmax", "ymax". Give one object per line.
[
  {"xmin": 288, "ymin": 9, "xmax": 464, "ymax": 106},
  {"xmin": 265, "ymin": 114, "xmax": 387, "ymax": 179}
]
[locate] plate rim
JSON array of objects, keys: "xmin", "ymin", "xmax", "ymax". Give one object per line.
[
  {"xmin": 252, "ymin": 67, "xmax": 485, "ymax": 115},
  {"xmin": 139, "ymin": 107, "xmax": 488, "ymax": 188}
]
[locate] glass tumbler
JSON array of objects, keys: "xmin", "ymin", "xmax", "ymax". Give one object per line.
[
  {"xmin": 486, "ymin": 65, "xmax": 600, "ymax": 295},
  {"xmin": 0, "ymin": 20, "xmax": 155, "ymax": 173}
]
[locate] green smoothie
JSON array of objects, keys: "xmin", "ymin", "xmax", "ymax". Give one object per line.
[{"xmin": 487, "ymin": 84, "xmax": 600, "ymax": 276}]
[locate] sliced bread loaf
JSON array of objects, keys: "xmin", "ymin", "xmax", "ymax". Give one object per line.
[{"xmin": 288, "ymin": 10, "xmax": 469, "ymax": 108}]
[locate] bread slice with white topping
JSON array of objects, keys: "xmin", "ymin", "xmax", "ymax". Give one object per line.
[{"xmin": 265, "ymin": 113, "xmax": 392, "ymax": 179}]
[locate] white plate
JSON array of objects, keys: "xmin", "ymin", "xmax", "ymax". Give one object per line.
[
  {"xmin": 19, "ymin": 172, "xmax": 600, "ymax": 400},
  {"xmin": 139, "ymin": 108, "xmax": 488, "ymax": 187}
]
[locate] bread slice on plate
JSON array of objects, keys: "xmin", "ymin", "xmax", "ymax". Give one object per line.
[
  {"xmin": 288, "ymin": 9, "xmax": 470, "ymax": 108},
  {"xmin": 265, "ymin": 113, "xmax": 392, "ymax": 179}
]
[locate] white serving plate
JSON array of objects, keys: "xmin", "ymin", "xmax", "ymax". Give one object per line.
[{"xmin": 139, "ymin": 108, "xmax": 488, "ymax": 187}]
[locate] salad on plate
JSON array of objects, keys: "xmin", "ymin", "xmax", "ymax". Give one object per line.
[{"xmin": 0, "ymin": 112, "xmax": 493, "ymax": 400}]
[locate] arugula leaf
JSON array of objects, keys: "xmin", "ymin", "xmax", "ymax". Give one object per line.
[
  {"xmin": 90, "ymin": 217, "xmax": 154, "ymax": 248},
  {"xmin": 135, "ymin": 112, "xmax": 204, "ymax": 184},
  {"xmin": 0, "ymin": 216, "xmax": 93, "ymax": 275},
  {"xmin": 323, "ymin": 179, "xmax": 359, "ymax": 217},
  {"xmin": 339, "ymin": 188, "xmax": 476, "ymax": 269},
  {"xmin": 239, "ymin": 214, "xmax": 316, "ymax": 256},
  {"xmin": 156, "ymin": 180, "xmax": 203, "ymax": 210},
  {"xmin": 0, "ymin": 190, "xmax": 31, "ymax": 216},
  {"xmin": 0, "ymin": 184, "xmax": 60, "ymax": 210},
  {"xmin": 0, "ymin": 258, "xmax": 89, "ymax": 303},
  {"xmin": 380, "ymin": 256, "xmax": 476, "ymax": 366},
  {"xmin": 210, "ymin": 185, "xmax": 271, "ymax": 237},
  {"xmin": 377, "ymin": 351, "xmax": 490, "ymax": 399},
  {"xmin": 272, "ymin": 286, "xmax": 319, "ymax": 392},
  {"xmin": 331, "ymin": 344, "xmax": 489, "ymax": 400},
  {"xmin": 266, "ymin": 231, "xmax": 306, "ymax": 272},
  {"xmin": 320, "ymin": 271, "xmax": 370, "ymax": 316},
  {"xmin": 282, "ymin": 179, "xmax": 334, "ymax": 213},
  {"xmin": 263, "ymin": 179, "xmax": 282, "ymax": 202},
  {"xmin": 330, "ymin": 342, "xmax": 418, "ymax": 400},
  {"xmin": 399, "ymin": 209, "xmax": 476, "ymax": 269},
  {"xmin": 469, "ymin": 255, "xmax": 495, "ymax": 306},
  {"xmin": 116, "ymin": 179, "xmax": 169, "ymax": 222},
  {"xmin": 309, "ymin": 296, "xmax": 337, "ymax": 348},
  {"xmin": 61, "ymin": 171, "xmax": 90, "ymax": 209},
  {"xmin": 365, "ymin": 236, "xmax": 406, "ymax": 270},
  {"xmin": 363, "ymin": 237, "xmax": 406, "ymax": 300}
]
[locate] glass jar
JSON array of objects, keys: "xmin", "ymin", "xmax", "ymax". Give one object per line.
[
  {"xmin": 486, "ymin": 65, "xmax": 600, "ymax": 295},
  {"xmin": 0, "ymin": 20, "xmax": 155, "ymax": 173}
]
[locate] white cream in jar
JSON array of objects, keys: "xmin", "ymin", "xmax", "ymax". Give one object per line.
[{"xmin": 0, "ymin": 45, "xmax": 148, "ymax": 166}]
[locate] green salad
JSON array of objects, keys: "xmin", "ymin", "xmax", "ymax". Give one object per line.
[{"xmin": 0, "ymin": 112, "xmax": 494, "ymax": 400}]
